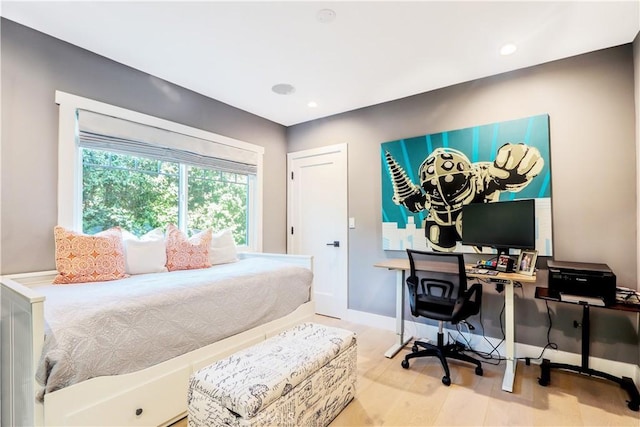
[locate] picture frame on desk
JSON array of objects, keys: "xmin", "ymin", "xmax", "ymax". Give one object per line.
[{"xmin": 517, "ymin": 249, "xmax": 537, "ymax": 275}]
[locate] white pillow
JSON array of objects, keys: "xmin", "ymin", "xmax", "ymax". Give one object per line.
[
  {"xmin": 122, "ymin": 228, "xmax": 168, "ymax": 275},
  {"xmin": 209, "ymin": 229, "xmax": 238, "ymax": 265},
  {"xmin": 140, "ymin": 227, "xmax": 165, "ymax": 241}
]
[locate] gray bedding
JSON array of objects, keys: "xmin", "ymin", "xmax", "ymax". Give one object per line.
[{"xmin": 34, "ymin": 258, "xmax": 312, "ymax": 400}]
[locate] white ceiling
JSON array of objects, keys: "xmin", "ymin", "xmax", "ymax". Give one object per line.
[{"xmin": 2, "ymin": 1, "xmax": 639, "ymax": 126}]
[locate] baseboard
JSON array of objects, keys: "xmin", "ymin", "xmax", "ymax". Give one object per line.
[{"xmin": 345, "ymin": 309, "xmax": 638, "ymax": 380}]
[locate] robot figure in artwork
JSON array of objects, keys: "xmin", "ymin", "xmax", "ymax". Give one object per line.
[{"xmin": 385, "ymin": 143, "xmax": 544, "ymax": 251}]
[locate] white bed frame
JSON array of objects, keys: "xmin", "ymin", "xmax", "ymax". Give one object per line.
[{"xmin": 1, "ymin": 252, "xmax": 314, "ymax": 427}]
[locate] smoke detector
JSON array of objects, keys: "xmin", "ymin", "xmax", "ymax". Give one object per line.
[
  {"xmin": 272, "ymin": 83, "xmax": 296, "ymax": 95},
  {"xmin": 317, "ymin": 9, "xmax": 336, "ymax": 23}
]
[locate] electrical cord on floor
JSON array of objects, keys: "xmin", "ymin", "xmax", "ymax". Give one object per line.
[
  {"xmin": 447, "ymin": 284, "xmax": 506, "ymax": 365},
  {"xmin": 451, "ymin": 323, "xmax": 504, "ymax": 366},
  {"xmin": 516, "ymin": 300, "xmax": 558, "ymax": 365},
  {"xmin": 475, "ymin": 297, "xmax": 506, "ymax": 364}
]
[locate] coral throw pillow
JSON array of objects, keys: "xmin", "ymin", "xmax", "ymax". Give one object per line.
[
  {"xmin": 53, "ymin": 226, "xmax": 128, "ymax": 284},
  {"xmin": 165, "ymin": 224, "xmax": 212, "ymax": 271}
]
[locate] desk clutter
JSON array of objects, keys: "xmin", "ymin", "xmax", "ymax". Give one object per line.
[
  {"xmin": 617, "ymin": 286, "xmax": 640, "ymax": 307},
  {"xmin": 466, "ymin": 268, "xmax": 499, "ymax": 276},
  {"xmin": 473, "ymin": 255, "xmax": 521, "ymax": 274}
]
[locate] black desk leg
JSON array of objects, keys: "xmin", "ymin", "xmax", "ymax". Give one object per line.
[{"xmin": 537, "ymin": 304, "xmax": 640, "ymax": 412}]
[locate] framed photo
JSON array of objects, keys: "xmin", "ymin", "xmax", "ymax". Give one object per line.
[{"xmin": 517, "ymin": 249, "xmax": 538, "ymax": 275}]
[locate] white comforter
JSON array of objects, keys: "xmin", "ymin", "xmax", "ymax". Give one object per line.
[{"xmin": 35, "ymin": 258, "xmax": 312, "ymax": 400}]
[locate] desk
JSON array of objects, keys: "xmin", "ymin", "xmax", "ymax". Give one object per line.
[
  {"xmin": 535, "ymin": 287, "xmax": 640, "ymax": 411},
  {"xmin": 374, "ymin": 258, "xmax": 537, "ymax": 392}
]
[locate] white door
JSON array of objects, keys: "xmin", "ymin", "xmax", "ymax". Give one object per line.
[{"xmin": 288, "ymin": 143, "xmax": 348, "ymax": 318}]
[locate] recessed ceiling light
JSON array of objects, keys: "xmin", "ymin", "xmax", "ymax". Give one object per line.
[
  {"xmin": 317, "ymin": 8, "xmax": 336, "ymax": 23},
  {"xmin": 500, "ymin": 43, "xmax": 517, "ymax": 56},
  {"xmin": 272, "ymin": 83, "xmax": 296, "ymax": 95},
  {"xmin": 307, "ymin": 101, "xmax": 318, "ymax": 108}
]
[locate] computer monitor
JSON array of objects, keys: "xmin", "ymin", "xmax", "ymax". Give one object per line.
[{"xmin": 461, "ymin": 199, "xmax": 535, "ymax": 256}]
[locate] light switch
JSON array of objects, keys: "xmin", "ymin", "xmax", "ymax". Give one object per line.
[{"xmin": 349, "ymin": 217, "xmax": 356, "ymax": 229}]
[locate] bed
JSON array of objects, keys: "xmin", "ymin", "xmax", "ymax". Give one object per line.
[{"xmin": 1, "ymin": 252, "xmax": 314, "ymax": 427}]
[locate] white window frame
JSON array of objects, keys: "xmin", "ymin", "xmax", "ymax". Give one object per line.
[{"xmin": 55, "ymin": 90, "xmax": 264, "ymax": 251}]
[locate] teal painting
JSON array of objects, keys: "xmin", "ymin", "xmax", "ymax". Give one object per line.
[{"xmin": 381, "ymin": 114, "xmax": 552, "ymax": 255}]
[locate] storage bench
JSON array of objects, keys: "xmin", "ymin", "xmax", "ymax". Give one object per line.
[{"xmin": 187, "ymin": 322, "xmax": 357, "ymax": 427}]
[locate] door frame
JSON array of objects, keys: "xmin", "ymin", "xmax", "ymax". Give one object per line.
[{"xmin": 287, "ymin": 143, "xmax": 348, "ymax": 318}]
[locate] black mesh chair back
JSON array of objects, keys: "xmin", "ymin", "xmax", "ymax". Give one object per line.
[{"xmin": 406, "ymin": 250, "xmax": 481, "ymax": 324}]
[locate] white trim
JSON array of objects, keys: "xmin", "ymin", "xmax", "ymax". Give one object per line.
[
  {"xmin": 54, "ymin": 90, "xmax": 264, "ymax": 250},
  {"xmin": 287, "ymin": 142, "xmax": 347, "ymax": 160}
]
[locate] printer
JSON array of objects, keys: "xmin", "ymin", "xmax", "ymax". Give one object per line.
[{"xmin": 547, "ymin": 260, "xmax": 616, "ymax": 306}]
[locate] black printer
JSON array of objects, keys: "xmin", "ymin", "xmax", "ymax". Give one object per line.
[{"xmin": 547, "ymin": 260, "xmax": 616, "ymax": 306}]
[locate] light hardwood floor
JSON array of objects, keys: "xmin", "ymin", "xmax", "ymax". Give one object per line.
[{"xmin": 173, "ymin": 315, "xmax": 639, "ymax": 426}]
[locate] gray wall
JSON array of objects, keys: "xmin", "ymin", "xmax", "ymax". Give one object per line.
[
  {"xmin": 0, "ymin": 19, "xmax": 289, "ymax": 274},
  {"xmin": 288, "ymin": 44, "xmax": 639, "ymax": 364}
]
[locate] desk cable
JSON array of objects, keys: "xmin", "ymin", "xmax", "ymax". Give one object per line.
[
  {"xmin": 617, "ymin": 286, "xmax": 640, "ymax": 306},
  {"xmin": 451, "ymin": 277, "xmax": 506, "ymax": 365},
  {"xmin": 517, "ymin": 300, "xmax": 558, "ymax": 365},
  {"xmin": 456, "ymin": 279, "xmax": 559, "ymax": 366},
  {"xmin": 512, "ymin": 281, "xmax": 558, "ymax": 364}
]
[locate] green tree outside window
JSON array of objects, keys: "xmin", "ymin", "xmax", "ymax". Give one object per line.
[{"xmin": 82, "ymin": 148, "xmax": 248, "ymax": 244}]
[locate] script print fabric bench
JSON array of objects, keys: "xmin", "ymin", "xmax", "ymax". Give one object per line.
[{"xmin": 187, "ymin": 322, "xmax": 357, "ymax": 426}]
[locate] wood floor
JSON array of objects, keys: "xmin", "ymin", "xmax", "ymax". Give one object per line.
[{"xmin": 173, "ymin": 315, "xmax": 639, "ymax": 426}]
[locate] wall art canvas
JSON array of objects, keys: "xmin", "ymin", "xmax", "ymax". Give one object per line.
[{"xmin": 381, "ymin": 114, "xmax": 552, "ymax": 255}]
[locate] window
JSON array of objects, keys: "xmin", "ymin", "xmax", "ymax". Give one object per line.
[
  {"xmin": 82, "ymin": 148, "xmax": 250, "ymax": 244},
  {"xmin": 82, "ymin": 149, "xmax": 179, "ymax": 235},
  {"xmin": 186, "ymin": 167, "xmax": 249, "ymax": 245},
  {"xmin": 56, "ymin": 91, "xmax": 263, "ymax": 250}
]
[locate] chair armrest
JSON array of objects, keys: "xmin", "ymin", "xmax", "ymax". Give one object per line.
[
  {"xmin": 451, "ymin": 283, "xmax": 483, "ymax": 320},
  {"xmin": 406, "ymin": 276, "xmax": 419, "ymax": 316},
  {"xmin": 465, "ymin": 283, "xmax": 483, "ymax": 305}
]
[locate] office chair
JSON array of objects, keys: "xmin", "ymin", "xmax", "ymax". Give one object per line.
[{"xmin": 401, "ymin": 249, "xmax": 484, "ymax": 386}]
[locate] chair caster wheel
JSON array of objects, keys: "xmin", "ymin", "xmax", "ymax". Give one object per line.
[
  {"xmin": 412, "ymin": 344, "xmax": 419, "ymax": 353},
  {"xmin": 442, "ymin": 376, "xmax": 451, "ymax": 386},
  {"xmin": 401, "ymin": 359, "xmax": 409, "ymax": 369},
  {"xmin": 628, "ymin": 401, "xmax": 639, "ymax": 412},
  {"xmin": 475, "ymin": 367, "xmax": 483, "ymax": 376}
]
